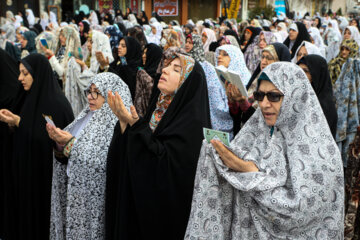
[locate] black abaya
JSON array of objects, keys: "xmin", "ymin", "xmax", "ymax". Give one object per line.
[
  {"xmin": 109, "ymin": 36, "xmax": 142, "ymax": 99},
  {"xmin": 283, "ymin": 22, "xmax": 311, "ymax": 58},
  {"xmin": 0, "ymin": 49, "xmax": 20, "ymax": 239},
  {"xmin": 297, "ymin": 54, "xmax": 338, "ymax": 138},
  {"xmin": 1, "ymin": 53, "xmax": 74, "ymax": 240},
  {"xmin": 106, "ymin": 62, "xmax": 211, "ymax": 240}
]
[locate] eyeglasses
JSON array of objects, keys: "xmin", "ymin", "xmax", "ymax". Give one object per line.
[
  {"xmin": 253, "ymin": 91, "xmax": 284, "ymax": 102},
  {"xmin": 261, "ymin": 55, "xmax": 275, "ymax": 61},
  {"xmin": 84, "ymin": 89, "xmax": 101, "ymax": 99}
]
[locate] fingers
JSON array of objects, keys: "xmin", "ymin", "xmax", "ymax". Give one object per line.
[{"xmin": 130, "ymin": 106, "xmax": 139, "ymax": 120}]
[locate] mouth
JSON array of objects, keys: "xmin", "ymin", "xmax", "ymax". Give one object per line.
[
  {"xmin": 263, "ymin": 112, "xmax": 275, "ymax": 118},
  {"xmin": 159, "ymin": 76, "xmax": 167, "ymax": 82}
]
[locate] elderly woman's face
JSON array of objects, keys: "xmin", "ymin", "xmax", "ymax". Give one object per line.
[
  {"xmin": 158, "ymin": 57, "xmax": 182, "ymax": 95},
  {"xmin": 217, "ymin": 50, "xmax": 231, "ymax": 68},
  {"xmin": 296, "ymin": 46, "xmax": 308, "ymax": 62},
  {"xmin": 18, "ymin": 63, "xmax": 33, "ymax": 91},
  {"xmin": 258, "ymin": 80, "xmax": 284, "ymax": 126},
  {"xmin": 260, "ymin": 51, "xmax": 275, "ymax": 70},
  {"xmin": 86, "ymin": 84, "xmax": 105, "ymax": 111}
]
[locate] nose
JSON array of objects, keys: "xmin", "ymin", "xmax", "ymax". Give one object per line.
[{"xmin": 259, "ymin": 96, "xmax": 272, "ymax": 108}]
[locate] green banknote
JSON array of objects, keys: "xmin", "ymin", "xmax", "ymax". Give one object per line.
[{"xmin": 203, "ymin": 128, "xmax": 230, "ymax": 147}]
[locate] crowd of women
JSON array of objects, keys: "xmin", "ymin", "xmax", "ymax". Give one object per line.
[{"xmin": 0, "ymin": 6, "xmax": 359, "ymax": 240}]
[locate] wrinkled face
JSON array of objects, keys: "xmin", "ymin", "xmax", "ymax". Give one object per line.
[
  {"xmin": 59, "ymin": 31, "xmax": 66, "ymax": 46},
  {"xmin": 157, "ymin": 58, "xmax": 181, "ymax": 95},
  {"xmin": 217, "ymin": 50, "xmax": 231, "ymax": 68},
  {"xmin": 298, "ymin": 63, "xmax": 312, "ymax": 82},
  {"xmin": 260, "ymin": 51, "xmax": 276, "ymax": 70},
  {"xmin": 344, "ymin": 28, "xmax": 351, "ymax": 40},
  {"xmin": 296, "ymin": 46, "xmax": 308, "ymax": 62},
  {"xmin": 258, "ymin": 80, "xmax": 283, "ymax": 126},
  {"xmin": 142, "ymin": 48, "xmax": 147, "ymax": 65},
  {"xmin": 185, "ymin": 38, "xmax": 193, "ymax": 52},
  {"xmin": 87, "ymin": 84, "xmax": 105, "ymax": 111},
  {"xmin": 244, "ymin": 30, "xmax": 251, "ymax": 41},
  {"xmin": 18, "ymin": 63, "xmax": 33, "ymax": 91},
  {"xmin": 258, "ymin": 33, "xmax": 267, "ymax": 49},
  {"xmin": 118, "ymin": 39, "xmax": 127, "ymax": 57},
  {"xmin": 289, "ymin": 29, "xmax": 298, "ymax": 41},
  {"xmin": 340, "ymin": 46, "xmax": 351, "ymax": 59},
  {"xmin": 201, "ymin": 34, "xmax": 207, "ymax": 44}
]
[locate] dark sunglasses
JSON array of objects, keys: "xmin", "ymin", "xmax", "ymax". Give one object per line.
[{"xmin": 253, "ymin": 91, "xmax": 284, "ymax": 102}]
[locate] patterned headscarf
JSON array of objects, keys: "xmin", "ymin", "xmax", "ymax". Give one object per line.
[
  {"xmin": 328, "ymin": 39, "xmax": 359, "ymax": 84},
  {"xmin": 104, "ymin": 25, "xmax": 123, "ymax": 49},
  {"xmin": 162, "ymin": 29, "xmax": 181, "ymax": 50},
  {"xmin": 186, "ymin": 62, "xmax": 344, "ymax": 239},
  {"xmin": 186, "ymin": 33, "xmax": 205, "ymax": 62},
  {"xmin": 215, "ymin": 44, "xmax": 251, "ymax": 85},
  {"xmin": 149, "ymin": 54, "xmax": 195, "ymax": 131}
]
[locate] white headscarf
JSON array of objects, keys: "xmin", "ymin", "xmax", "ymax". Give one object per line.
[
  {"xmin": 49, "ymin": 11, "xmax": 59, "ymax": 28},
  {"xmin": 201, "ymin": 28, "xmax": 216, "ymax": 53},
  {"xmin": 89, "ymin": 30, "xmax": 114, "ymax": 73},
  {"xmin": 40, "ymin": 11, "xmax": 49, "ymax": 31},
  {"xmin": 277, "ymin": 22, "xmax": 289, "ymax": 41},
  {"xmin": 308, "ymin": 27, "xmax": 326, "ymax": 56},
  {"xmin": 89, "ymin": 11, "xmax": 99, "ymax": 27},
  {"xmin": 128, "ymin": 13, "xmax": 138, "ymax": 25},
  {"xmin": 343, "ymin": 26, "xmax": 360, "ymax": 46},
  {"xmin": 148, "ymin": 21, "xmax": 162, "ymax": 45},
  {"xmin": 26, "ymin": 9, "xmax": 35, "ymax": 27},
  {"xmin": 14, "ymin": 15, "xmax": 23, "ymax": 29},
  {"xmin": 292, "ymin": 41, "xmax": 324, "ymax": 63}
]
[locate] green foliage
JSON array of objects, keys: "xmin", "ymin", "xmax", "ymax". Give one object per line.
[{"xmin": 248, "ymin": 4, "xmax": 276, "ymax": 20}]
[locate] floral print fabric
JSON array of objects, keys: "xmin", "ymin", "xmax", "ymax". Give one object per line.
[
  {"xmin": 215, "ymin": 45, "xmax": 251, "ymax": 86},
  {"xmin": 50, "ymin": 72, "xmax": 132, "ymax": 240},
  {"xmin": 185, "ymin": 62, "xmax": 344, "ymax": 239},
  {"xmin": 333, "ymin": 58, "xmax": 360, "ymax": 167}
]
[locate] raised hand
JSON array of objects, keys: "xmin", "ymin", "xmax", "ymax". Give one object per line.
[{"xmin": 108, "ymin": 91, "xmax": 139, "ymax": 132}]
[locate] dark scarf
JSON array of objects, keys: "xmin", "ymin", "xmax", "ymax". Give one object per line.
[
  {"xmin": 298, "ymin": 54, "xmax": 338, "ymax": 138},
  {"xmin": 283, "ymin": 22, "xmax": 311, "ymax": 58},
  {"xmin": 1, "ymin": 53, "xmax": 74, "ymax": 239}
]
